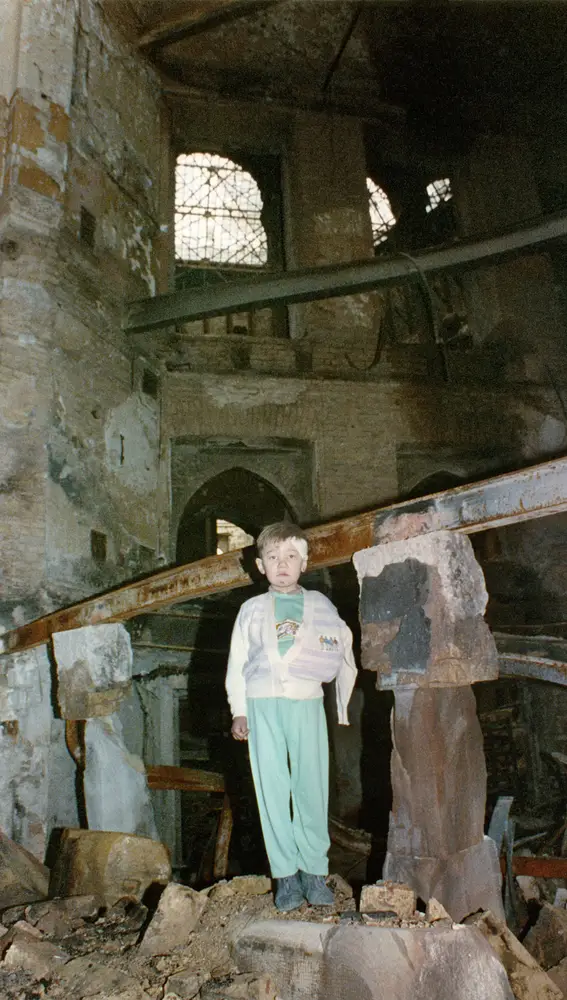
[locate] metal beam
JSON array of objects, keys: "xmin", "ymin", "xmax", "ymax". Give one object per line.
[
  {"xmin": 125, "ymin": 210, "xmax": 567, "ymax": 334},
  {"xmin": 137, "ymin": 1, "xmax": 279, "ymax": 51},
  {"xmin": 497, "ymin": 633, "xmax": 567, "ymax": 687},
  {"xmin": 3, "ymin": 457, "xmax": 567, "ymax": 657}
]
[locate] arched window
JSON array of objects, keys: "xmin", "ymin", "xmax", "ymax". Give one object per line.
[
  {"xmin": 367, "ymin": 178, "xmax": 396, "ymax": 247},
  {"xmin": 175, "ymin": 153, "xmax": 268, "ymax": 267},
  {"xmin": 426, "ymin": 178, "xmax": 453, "ymax": 214}
]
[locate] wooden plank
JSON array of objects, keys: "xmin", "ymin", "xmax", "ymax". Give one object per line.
[
  {"xmin": 125, "ymin": 210, "xmax": 567, "ymax": 334},
  {"xmin": 500, "ymin": 856, "xmax": 567, "ymax": 878},
  {"xmin": 3, "ymin": 456, "xmax": 567, "ymax": 656},
  {"xmin": 146, "ymin": 764, "xmax": 225, "ymax": 794}
]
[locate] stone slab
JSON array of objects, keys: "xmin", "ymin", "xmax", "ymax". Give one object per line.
[
  {"xmin": 383, "ymin": 835, "xmax": 505, "ymax": 924},
  {"xmin": 139, "ymin": 882, "xmax": 208, "ymax": 956},
  {"xmin": 49, "ymin": 828, "xmax": 171, "ymax": 906},
  {"xmin": 467, "ymin": 910, "xmax": 562, "ymax": 1000},
  {"xmin": 84, "ymin": 715, "xmax": 158, "ymax": 838},
  {"xmin": 353, "ymin": 531, "xmax": 498, "ymax": 689},
  {"xmin": 0, "ymin": 830, "xmax": 49, "ymax": 909},
  {"xmin": 523, "ymin": 902, "xmax": 567, "ymax": 971},
  {"xmin": 232, "ymin": 919, "xmax": 514, "ymax": 1000},
  {"xmin": 51, "ymin": 623, "xmax": 133, "ymax": 719}
]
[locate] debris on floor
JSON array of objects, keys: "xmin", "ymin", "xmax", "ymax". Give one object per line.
[{"xmin": 1, "ymin": 840, "xmax": 567, "ymax": 1000}]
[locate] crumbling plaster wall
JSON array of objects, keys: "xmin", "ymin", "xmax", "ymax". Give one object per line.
[
  {"xmin": 0, "ymin": 0, "xmax": 168, "ymax": 625},
  {"xmin": 0, "ymin": 0, "xmax": 173, "ymax": 861}
]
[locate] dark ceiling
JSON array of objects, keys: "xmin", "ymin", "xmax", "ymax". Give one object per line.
[{"xmin": 108, "ymin": 1, "xmax": 567, "ymax": 129}]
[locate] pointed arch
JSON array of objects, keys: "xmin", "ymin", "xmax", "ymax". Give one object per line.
[{"xmin": 176, "ymin": 467, "xmax": 295, "ymax": 564}]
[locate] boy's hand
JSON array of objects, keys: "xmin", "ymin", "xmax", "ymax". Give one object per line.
[{"xmin": 231, "ymin": 716, "xmax": 249, "ymax": 741}]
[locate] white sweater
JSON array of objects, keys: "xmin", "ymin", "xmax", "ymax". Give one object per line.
[{"xmin": 225, "ymin": 588, "xmax": 357, "ymax": 725}]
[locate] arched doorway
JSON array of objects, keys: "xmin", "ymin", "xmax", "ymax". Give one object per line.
[{"xmin": 176, "ymin": 466, "xmax": 295, "ymax": 564}]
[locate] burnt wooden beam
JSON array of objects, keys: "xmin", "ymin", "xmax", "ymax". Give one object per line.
[
  {"xmin": 137, "ymin": 1, "xmax": 279, "ymax": 51},
  {"xmin": 125, "ymin": 210, "xmax": 567, "ymax": 334},
  {"xmin": 2, "ymin": 457, "xmax": 567, "ymax": 657}
]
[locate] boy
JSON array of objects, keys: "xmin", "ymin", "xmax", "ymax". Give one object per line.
[{"xmin": 225, "ymin": 522, "xmax": 357, "ymax": 912}]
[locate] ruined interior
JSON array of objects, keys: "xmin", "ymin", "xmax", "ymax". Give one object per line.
[{"xmin": 4, "ymin": 1, "xmax": 567, "ymax": 998}]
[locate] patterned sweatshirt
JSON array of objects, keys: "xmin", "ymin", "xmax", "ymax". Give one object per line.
[{"xmin": 225, "ymin": 588, "xmax": 357, "ymax": 724}]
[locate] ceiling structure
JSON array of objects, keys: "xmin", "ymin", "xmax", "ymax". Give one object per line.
[{"xmin": 105, "ymin": 0, "xmax": 567, "ymax": 140}]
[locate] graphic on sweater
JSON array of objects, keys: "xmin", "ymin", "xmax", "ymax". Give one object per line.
[
  {"xmin": 276, "ymin": 618, "xmax": 302, "ymax": 641},
  {"xmin": 319, "ymin": 634, "xmax": 339, "ymax": 650}
]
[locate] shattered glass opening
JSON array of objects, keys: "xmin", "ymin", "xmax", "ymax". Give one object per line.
[
  {"xmin": 367, "ymin": 177, "xmax": 396, "ymax": 246},
  {"xmin": 175, "ymin": 153, "xmax": 268, "ymax": 266},
  {"xmin": 426, "ymin": 177, "xmax": 453, "ymax": 213}
]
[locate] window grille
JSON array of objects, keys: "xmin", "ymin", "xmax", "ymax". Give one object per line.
[
  {"xmin": 367, "ymin": 178, "xmax": 396, "ymax": 246},
  {"xmin": 426, "ymin": 177, "xmax": 453, "ymax": 213},
  {"xmin": 175, "ymin": 153, "xmax": 268, "ymax": 266}
]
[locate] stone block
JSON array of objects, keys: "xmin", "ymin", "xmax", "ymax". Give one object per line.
[
  {"xmin": 523, "ymin": 902, "xmax": 567, "ymax": 971},
  {"xmin": 230, "ymin": 876, "xmax": 272, "ymax": 896},
  {"xmin": 353, "ymin": 530, "xmax": 498, "ymax": 688},
  {"xmin": 426, "ymin": 898, "xmax": 452, "ymax": 923},
  {"xmin": 139, "ymin": 882, "xmax": 208, "ymax": 956},
  {"xmin": 467, "ymin": 910, "xmax": 562, "ymax": 1000},
  {"xmin": 232, "ymin": 919, "xmax": 514, "ymax": 1000},
  {"xmin": 0, "ymin": 830, "xmax": 49, "ymax": 909},
  {"xmin": 166, "ymin": 970, "xmax": 204, "ymax": 998},
  {"xmin": 359, "ymin": 881, "xmax": 416, "ymax": 919},
  {"xmin": 49, "ymin": 828, "xmax": 171, "ymax": 905},
  {"xmin": 384, "ymin": 835, "xmax": 505, "ymax": 925},
  {"xmin": 0, "ymin": 928, "xmax": 69, "ymax": 979},
  {"xmin": 51, "ymin": 623, "xmax": 133, "ymax": 719}
]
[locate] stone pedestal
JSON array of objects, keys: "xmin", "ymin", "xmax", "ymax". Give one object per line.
[{"xmin": 354, "ymin": 531, "xmax": 503, "ymax": 922}]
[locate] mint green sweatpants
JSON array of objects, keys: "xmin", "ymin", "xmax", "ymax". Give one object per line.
[{"xmin": 247, "ymin": 697, "xmax": 330, "ymax": 879}]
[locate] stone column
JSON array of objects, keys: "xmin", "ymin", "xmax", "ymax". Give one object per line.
[{"xmin": 354, "ymin": 528, "xmax": 505, "ymax": 922}]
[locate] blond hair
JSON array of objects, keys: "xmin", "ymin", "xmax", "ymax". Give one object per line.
[{"xmin": 256, "ymin": 521, "xmax": 308, "ymax": 561}]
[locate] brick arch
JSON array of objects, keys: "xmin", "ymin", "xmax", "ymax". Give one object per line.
[{"xmin": 176, "ymin": 466, "xmax": 295, "ymax": 564}]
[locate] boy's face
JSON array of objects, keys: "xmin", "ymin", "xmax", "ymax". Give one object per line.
[{"xmin": 256, "ymin": 539, "xmax": 307, "ymax": 593}]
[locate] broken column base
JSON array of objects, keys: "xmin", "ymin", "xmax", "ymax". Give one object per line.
[
  {"xmin": 232, "ymin": 919, "xmax": 513, "ymax": 1000},
  {"xmin": 383, "ymin": 835, "xmax": 505, "ymax": 924}
]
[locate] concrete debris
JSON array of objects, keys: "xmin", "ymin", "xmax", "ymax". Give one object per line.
[
  {"xmin": 49, "ymin": 828, "xmax": 171, "ymax": 904},
  {"xmin": 523, "ymin": 902, "xmax": 567, "ymax": 971},
  {"xmin": 139, "ymin": 882, "xmax": 209, "ymax": 956},
  {"xmin": 548, "ymin": 956, "xmax": 567, "ymax": 995},
  {"xmin": 359, "ymin": 881, "xmax": 416, "ymax": 919},
  {"xmin": 5, "ymin": 871, "xmax": 567, "ymax": 999},
  {"xmin": 425, "ymin": 897, "xmax": 452, "ymax": 923},
  {"xmin": 465, "ymin": 909, "xmax": 562, "ymax": 1000},
  {"xmin": 0, "ymin": 830, "xmax": 49, "ymax": 909},
  {"xmin": 0, "ymin": 927, "xmax": 69, "ymax": 980},
  {"xmin": 58, "ymin": 956, "xmax": 152, "ymax": 1000},
  {"xmin": 516, "ymin": 875, "xmax": 541, "ymax": 905}
]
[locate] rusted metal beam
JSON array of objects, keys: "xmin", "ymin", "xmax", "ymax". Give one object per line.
[
  {"xmin": 137, "ymin": 1, "xmax": 279, "ymax": 51},
  {"xmin": 3, "ymin": 457, "xmax": 567, "ymax": 657},
  {"xmin": 125, "ymin": 210, "xmax": 567, "ymax": 334},
  {"xmin": 497, "ymin": 633, "xmax": 567, "ymax": 687}
]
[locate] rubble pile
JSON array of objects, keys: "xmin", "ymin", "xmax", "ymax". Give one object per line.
[{"xmin": 1, "ymin": 834, "xmax": 567, "ymax": 1000}]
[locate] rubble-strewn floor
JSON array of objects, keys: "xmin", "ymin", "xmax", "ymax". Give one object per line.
[{"xmin": 0, "ymin": 875, "xmax": 357, "ymax": 1000}]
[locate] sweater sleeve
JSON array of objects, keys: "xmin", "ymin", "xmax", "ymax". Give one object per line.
[
  {"xmin": 225, "ymin": 606, "xmax": 249, "ymax": 719},
  {"xmin": 335, "ymin": 620, "xmax": 358, "ymax": 725}
]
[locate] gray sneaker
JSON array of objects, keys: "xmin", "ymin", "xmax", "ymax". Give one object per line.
[
  {"xmin": 299, "ymin": 871, "xmax": 335, "ymax": 906},
  {"xmin": 274, "ymin": 872, "xmax": 305, "ymax": 912}
]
